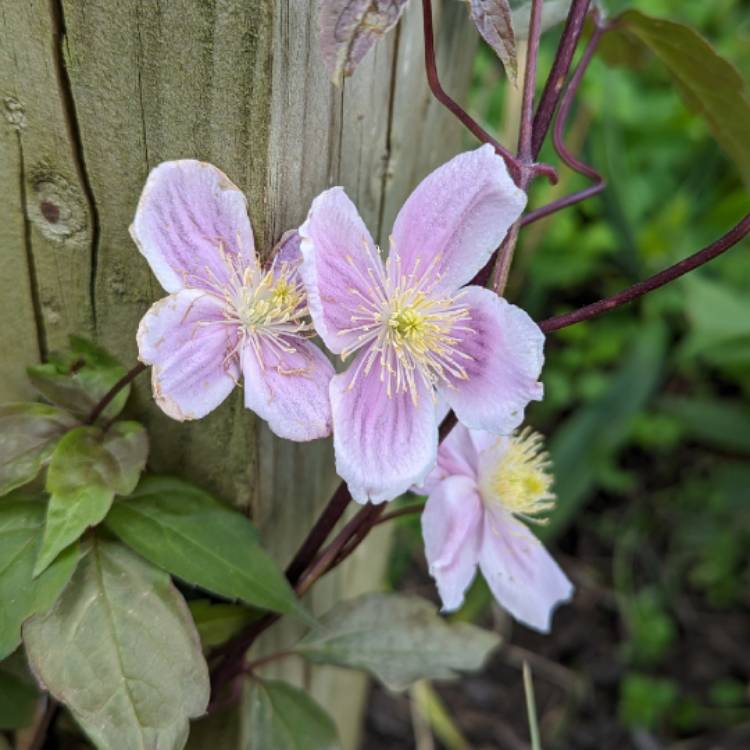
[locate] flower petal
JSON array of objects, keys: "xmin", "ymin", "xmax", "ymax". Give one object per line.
[
  {"xmin": 299, "ymin": 187, "xmax": 382, "ymax": 355},
  {"xmin": 479, "ymin": 508, "xmax": 573, "ymax": 632},
  {"xmin": 270, "ymin": 229, "xmax": 302, "ymax": 274},
  {"xmin": 442, "ymin": 286, "xmax": 544, "ymax": 434},
  {"xmin": 131, "ymin": 160, "xmax": 256, "ymax": 294},
  {"xmin": 241, "ymin": 336, "xmax": 334, "ymax": 442},
  {"xmin": 390, "ymin": 145, "xmax": 526, "ymax": 293},
  {"xmin": 330, "ymin": 351, "xmax": 438, "ymax": 504},
  {"xmin": 418, "ymin": 423, "xmax": 479, "ymax": 494},
  {"xmin": 422, "ymin": 476, "xmax": 483, "ymax": 611},
  {"xmin": 137, "ymin": 290, "xmax": 239, "ymax": 420}
]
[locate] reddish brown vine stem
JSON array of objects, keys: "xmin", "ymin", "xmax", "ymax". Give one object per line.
[
  {"xmin": 85, "ymin": 361, "xmax": 147, "ymax": 424},
  {"xmin": 540, "ymin": 211, "xmax": 750, "ymax": 332},
  {"xmin": 531, "ymin": 0, "xmax": 592, "ymax": 159},
  {"xmin": 421, "ymin": 0, "xmax": 557, "ymax": 186}
]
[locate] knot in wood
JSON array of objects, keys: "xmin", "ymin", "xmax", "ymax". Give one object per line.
[{"xmin": 27, "ymin": 171, "xmax": 88, "ymax": 242}]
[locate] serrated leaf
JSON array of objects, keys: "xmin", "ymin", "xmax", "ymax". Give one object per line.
[
  {"xmin": 511, "ymin": 0, "xmax": 572, "ymax": 40},
  {"xmin": 469, "ymin": 0, "xmax": 517, "ymax": 83},
  {"xmin": 24, "ymin": 539, "xmax": 209, "ymax": 750},
  {"xmin": 610, "ymin": 10, "xmax": 750, "ymax": 187},
  {"xmin": 0, "ymin": 498, "xmax": 78, "ymax": 659},
  {"xmin": 295, "ymin": 592, "xmax": 500, "ymax": 691},
  {"xmin": 0, "ymin": 655, "xmax": 40, "ymax": 729},
  {"xmin": 0, "ymin": 404, "xmax": 76, "ymax": 497},
  {"xmin": 27, "ymin": 336, "xmax": 131, "ymax": 422},
  {"xmin": 105, "ymin": 476, "xmax": 309, "ymax": 621},
  {"xmin": 188, "ymin": 600, "xmax": 259, "ymax": 650},
  {"xmin": 319, "ymin": 0, "xmax": 409, "ymax": 85},
  {"xmin": 244, "ymin": 679, "xmax": 340, "ymax": 750},
  {"xmin": 35, "ymin": 423, "xmax": 148, "ymax": 576}
]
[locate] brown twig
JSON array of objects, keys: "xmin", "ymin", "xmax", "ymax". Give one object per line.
[
  {"xmin": 531, "ymin": 0, "xmax": 592, "ymax": 158},
  {"xmin": 85, "ymin": 361, "xmax": 147, "ymax": 424},
  {"xmin": 539, "ymin": 211, "xmax": 750, "ymax": 332},
  {"xmin": 422, "ymin": 0, "xmax": 518, "ymax": 174},
  {"xmin": 420, "ymin": 0, "xmax": 557, "ymax": 186},
  {"xmin": 23, "ymin": 697, "xmax": 59, "ymax": 750},
  {"xmin": 285, "ymin": 481, "xmax": 351, "ymax": 585},
  {"xmin": 491, "ymin": 0, "xmax": 546, "ymax": 294}
]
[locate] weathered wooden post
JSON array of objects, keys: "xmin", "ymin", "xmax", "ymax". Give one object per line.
[{"xmin": 1, "ymin": 1, "xmax": 475, "ymax": 745}]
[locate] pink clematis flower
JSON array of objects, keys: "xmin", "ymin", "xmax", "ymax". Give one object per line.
[
  {"xmin": 421, "ymin": 424, "xmax": 573, "ymax": 632},
  {"xmin": 299, "ymin": 145, "xmax": 544, "ymax": 503},
  {"xmin": 131, "ymin": 160, "xmax": 334, "ymax": 441}
]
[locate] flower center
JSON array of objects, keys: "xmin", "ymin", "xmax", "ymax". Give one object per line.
[
  {"xmin": 232, "ymin": 266, "xmax": 307, "ymax": 334},
  {"xmin": 339, "ymin": 247, "xmax": 474, "ymax": 404},
  {"xmin": 479, "ymin": 428, "xmax": 555, "ymax": 523}
]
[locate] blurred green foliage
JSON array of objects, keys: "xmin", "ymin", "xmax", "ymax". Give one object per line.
[{"xmin": 391, "ymin": 0, "xmax": 750, "ymax": 745}]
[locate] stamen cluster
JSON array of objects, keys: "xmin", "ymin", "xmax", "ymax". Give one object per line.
[
  {"xmin": 339, "ymin": 245, "xmax": 474, "ymax": 404},
  {"xmin": 480, "ymin": 427, "xmax": 555, "ymax": 523}
]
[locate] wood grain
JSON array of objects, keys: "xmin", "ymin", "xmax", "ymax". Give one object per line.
[{"xmin": 0, "ymin": 0, "xmax": 476, "ymax": 745}]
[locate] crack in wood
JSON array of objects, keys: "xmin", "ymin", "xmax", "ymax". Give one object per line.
[
  {"xmin": 15, "ymin": 132, "xmax": 48, "ymax": 362},
  {"xmin": 49, "ymin": 0, "xmax": 101, "ymax": 333},
  {"xmin": 376, "ymin": 22, "xmax": 402, "ymax": 242}
]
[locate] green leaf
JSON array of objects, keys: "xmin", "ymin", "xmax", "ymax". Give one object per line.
[
  {"xmin": 0, "ymin": 655, "xmax": 40, "ymax": 729},
  {"xmin": 619, "ymin": 673, "xmax": 678, "ymax": 730},
  {"xmin": 680, "ymin": 275, "xmax": 750, "ymax": 367},
  {"xmin": 0, "ymin": 498, "xmax": 78, "ymax": 659},
  {"xmin": 611, "ymin": 10, "xmax": 750, "ymax": 187},
  {"xmin": 542, "ymin": 321, "xmax": 667, "ymax": 541},
  {"xmin": 244, "ymin": 679, "xmax": 340, "ymax": 750},
  {"xmin": 660, "ymin": 396, "xmax": 750, "ymax": 454},
  {"xmin": 185, "ymin": 706, "xmax": 240, "ymax": 750},
  {"xmin": 0, "ymin": 403, "xmax": 76, "ymax": 497},
  {"xmin": 35, "ymin": 423, "xmax": 148, "ymax": 576},
  {"xmin": 105, "ymin": 476, "xmax": 309, "ymax": 620},
  {"xmin": 24, "ymin": 539, "xmax": 209, "ymax": 750},
  {"xmin": 27, "ymin": 336, "xmax": 131, "ymax": 422},
  {"xmin": 188, "ymin": 600, "xmax": 259, "ymax": 650},
  {"xmin": 295, "ymin": 592, "xmax": 501, "ymax": 691}
]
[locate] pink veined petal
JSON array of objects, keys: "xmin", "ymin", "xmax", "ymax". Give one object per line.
[
  {"xmin": 299, "ymin": 187, "xmax": 383, "ymax": 355},
  {"xmin": 418, "ymin": 423, "xmax": 480, "ymax": 494},
  {"xmin": 241, "ymin": 335, "xmax": 334, "ymax": 442},
  {"xmin": 137, "ymin": 289, "xmax": 240, "ymax": 420},
  {"xmin": 330, "ymin": 350, "xmax": 439, "ymax": 504},
  {"xmin": 479, "ymin": 507, "xmax": 573, "ymax": 632},
  {"xmin": 270, "ymin": 229, "xmax": 303, "ymax": 276},
  {"xmin": 131, "ymin": 160, "xmax": 256, "ymax": 294},
  {"xmin": 389, "ymin": 145, "xmax": 526, "ymax": 294},
  {"xmin": 441, "ymin": 286, "xmax": 544, "ymax": 434},
  {"xmin": 422, "ymin": 475, "xmax": 483, "ymax": 612}
]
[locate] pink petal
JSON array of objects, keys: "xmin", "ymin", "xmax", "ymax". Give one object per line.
[
  {"xmin": 131, "ymin": 160, "xmax": 256, "ymax": 294},
  {"xmin": 299, "ymin": 187, "xmax": 382, "ymax": 355},
  {"xmin": 390, "ymin": 145, "xmax": 526, "ymax": 294},
  {"xmin": 241, "ymin": 336, "xmax": 334, "ymax": 442},
  {"xmin": 479, "ymin": 508, "xmax": 573, "ymax": 632},
  {"xmin": 419, "ymin": 423, "xmax": 479, "ymax": 494},
  {"xmin": 270, "ymin": 229, "xmax": 303, "ymax": 274},
  {"xmin": 442, "ymin": 286, "xmax": 544, "ymax": 434},
  {"xmin": 422, "ymin": 476, "xmax": 483, "ymax": 611},
  {"xmin": 330, "ymin": 351, "xmax": 438, "ymax": 504},
  {"xmin": 137, "ymin": 290, "xmax": 239, "ymax": 420}
]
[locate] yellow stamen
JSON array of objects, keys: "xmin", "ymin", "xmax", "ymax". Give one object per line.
[
  {"xmin": 480, "ymin": 428, "xmax": 555, "ymax": 524},
  {"xmin": 339, "ymin": 243, "xmax": 475, "ymax": 405}
]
